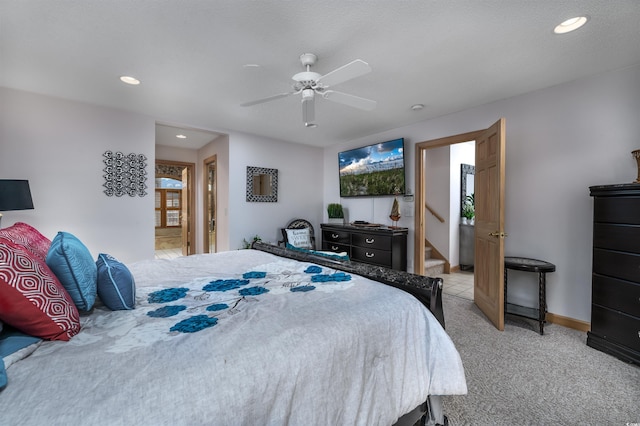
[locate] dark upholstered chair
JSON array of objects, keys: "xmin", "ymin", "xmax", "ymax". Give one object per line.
[{"xmin": 279, "ymin": 219, "xmax": 316, "ymax": 250}]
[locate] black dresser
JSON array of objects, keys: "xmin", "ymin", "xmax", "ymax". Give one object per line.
[
  {"xmin": 321, "ymin": 224, "xmax": 407, "ymax": 271},
  {"xmin": 588, "ymin": 183, "xmax": 640, "ymax": 365}
]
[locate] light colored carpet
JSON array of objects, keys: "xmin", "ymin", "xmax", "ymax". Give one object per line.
[{"xmin": 440, "ymin": 294, "xmax": 640, "ymax": 425}]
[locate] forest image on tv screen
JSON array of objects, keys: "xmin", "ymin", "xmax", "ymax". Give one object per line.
[{"xmin": 339, "ymin": 138, "xmax": 405, "ymax": 197}]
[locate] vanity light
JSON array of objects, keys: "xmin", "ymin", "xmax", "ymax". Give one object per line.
[
  {"xmin": 176, "ymin": 134, "xmax": 187, "ymax": 139},
  {"xmin": 554, "ymin": 16, "xmax": 588, "ymax": 34},
  {"xmin": 119, "ymin": 75, "xmax": 141, "ymax": 85}
]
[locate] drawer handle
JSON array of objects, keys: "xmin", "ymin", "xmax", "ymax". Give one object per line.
[
  {"xmin": 365, "ymin": 238, "xmax": 375, "ymax": 244},
  {"xmin": 331, "ymin": 233, "xmax": 339, "ymax": 239},
  {"xmin": 331, "ymin": 245, "xmax": 339, "ymax": 251},
  {"xmin": 366, "ymin": 252, "xmax": 375, "ymax": 258}
]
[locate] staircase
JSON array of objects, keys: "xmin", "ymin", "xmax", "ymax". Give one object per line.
[{"xmin": 424, "ymin": 244, "xmax": 446, "ymax": 276}]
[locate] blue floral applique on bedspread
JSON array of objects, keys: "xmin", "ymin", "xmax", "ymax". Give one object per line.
[
  {"xmin": 170, "ymin": 315, "xmax": 218, "ymax": 333},
  {"xmin": 147, "ymin": 305, "xmax": 187, "ymax": 318},
  {"xmin": 144, "ymin": 265, "xmax": 351, "ymax": 334},
  {"xmin": 147, "ymin": 287, "xmax": 189, "ymax": 303},
  {"xmin": 203, "ymin": 279, "xmax": 249, "ymax": 292}
]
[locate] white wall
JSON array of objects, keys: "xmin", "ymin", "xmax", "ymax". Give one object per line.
[
  {"xmin": 324, "ymin": 63, "xmax": 640, "ymax": 322},
  {"xmin": 227, "ymin": 131, "xmax": 324, "ymax": 250},
  {"xmin": 0, "ymin": 87, "xmax": 156, "ymax": 263}
]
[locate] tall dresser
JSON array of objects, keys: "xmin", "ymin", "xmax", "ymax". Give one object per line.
[{"xmin": 588, "ymin": 183, "xmax": 640, "ymax": 365}]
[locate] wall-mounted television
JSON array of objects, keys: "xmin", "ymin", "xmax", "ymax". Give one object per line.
[{"xmin": 338, "ymin": 138, "xmax": 406, "ymax": 197}]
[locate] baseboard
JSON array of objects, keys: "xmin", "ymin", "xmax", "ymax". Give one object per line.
[{"xmin": 546, "ymin": 312, "xmax": 590, "ymax": 332}]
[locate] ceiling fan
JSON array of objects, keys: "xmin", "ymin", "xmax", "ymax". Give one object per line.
[{"xmin": 241, "ymin": 53, "xmax": 376, "ymax": 126}]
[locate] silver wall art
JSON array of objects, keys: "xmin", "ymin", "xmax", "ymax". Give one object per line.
[{"xmin": 103, "ymin": 151, "xmax": 148, "ymax": 197}]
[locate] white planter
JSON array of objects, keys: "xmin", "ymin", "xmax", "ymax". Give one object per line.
[{"xmin": 328, "ymin": 218, "xmax": 344, "ymax": 224}]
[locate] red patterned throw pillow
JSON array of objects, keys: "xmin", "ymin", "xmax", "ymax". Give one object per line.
[
  {"xmin": 0, "ymin": 238, "xmax": 80, "ymax": 341},
  {"xmin": 0, "ymin": 222, "xmax": 52, "ymax": 261}
]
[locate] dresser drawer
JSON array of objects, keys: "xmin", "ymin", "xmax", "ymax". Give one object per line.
[
  {"xmin": 593, "ymin": 223, "xmax": 640, "ymax": 254},
  {"xmin": 593, "ymin": 248, "xmax": 640, "ymax": 283},
  {"xmin": 322, "ymin": 229, "xmax": 350, "ymax": 244},
  {"xmin": 322, "ymin": 242, "xmax": 350, "ymax": 254},
  {"xmin": 352, "ymin": 246, "xmax": 391, "ymax": 267},
  {"xmin": 594, "ymin": 196, "xmax": 640, "ymax": 225},
  {"xmin": 352, "ymin": 233, "xmax": 391, "ymax": 251},
  {"xmin": 592, "ymin": 274, "xmax": 640, "ymax": 315},
  {"xmin": 590, "ymin": 305, "xmax": 640, "ymax": 352}
]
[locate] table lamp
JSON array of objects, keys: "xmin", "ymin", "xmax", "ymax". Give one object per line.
[{"xmin": 0, "ymin": 179, "xmax": 34, "ymax": 228}]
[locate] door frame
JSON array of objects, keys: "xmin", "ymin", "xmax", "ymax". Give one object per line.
[
  {"xmin": 155, "ymin": 160, "xmax": 196, "ymax": 256},
  {"xmin": 414, "ymin": 130, "xmax": 484, "ymax": 275},
  {"xmin": 203, "ymin": 154, "xmax": 217, "ymax": 253}
]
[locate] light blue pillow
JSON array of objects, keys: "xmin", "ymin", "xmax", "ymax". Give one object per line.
[
  {"xmin": 46, "ymin": 232, "xmax": 97, "ymax": 311},
  {"xmin": 96, "ymin": 253, "xmax": 136, "ymax": 310}
]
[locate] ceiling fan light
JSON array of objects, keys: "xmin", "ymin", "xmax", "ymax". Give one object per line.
[{"xmin": 302, "ymin": 89, "xmax": 315, "ymax": 101}]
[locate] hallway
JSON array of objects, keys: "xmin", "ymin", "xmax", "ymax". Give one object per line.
[{"xmin": 436, "ymin": 270, "xmax": 474, "ymax": 301}]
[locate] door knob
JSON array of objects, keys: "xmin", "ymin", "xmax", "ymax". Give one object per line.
[{"xmin": 489, "ymin": 231, "xmax": 508, "ymax": 238}]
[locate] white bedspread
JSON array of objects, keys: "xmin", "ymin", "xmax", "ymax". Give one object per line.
[{"xmin": 0, "ymin": 250, "xmax": 466, "ymax": 426}]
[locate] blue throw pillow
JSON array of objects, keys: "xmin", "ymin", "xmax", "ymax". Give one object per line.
[
  {"xmin": 0, "ymin": 359, "xmax": 6, "ymax": 391},
  {"xmin": 96, "ymin": 253, "xmax": 136, "ymax": 310},
  {"xmin": 0, "ymin": 326, "xmax": 42, "ymax": 392},
  {"xmin": 46, "ymin": 232, "xmax": 97, "ymax": 311}
]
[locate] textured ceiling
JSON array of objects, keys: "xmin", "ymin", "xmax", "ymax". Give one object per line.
[{"xmin": 2, "ymin": 1, "xmax": 639, "ymax": 149}]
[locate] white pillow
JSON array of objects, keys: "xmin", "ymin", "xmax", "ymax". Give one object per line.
[{"xmin": 286, "ymin": 228, "xmax": 313, "ymax": 249}]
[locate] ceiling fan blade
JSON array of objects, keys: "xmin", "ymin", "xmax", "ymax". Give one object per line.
[
  {"xmin": 302, "ymin": 96, "xmax": 315, "ymax": 124},
  {"xmin": 316, "ymin": 59, "xmax": 372, "ymax": 87},
  {"xmin": 322, "ymin": 90, "xmax": 377, "ymax": 111},
  {"xmin": 240, "ymin": 92, "xmax": 294, "ymax": 107}
]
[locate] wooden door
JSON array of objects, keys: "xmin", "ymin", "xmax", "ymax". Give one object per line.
[
  {"xmin": 181, "ymin": 167, "xmax": 190, "ymax": 256},
  {"xmin": 473, "ymin": 118, "xmax": 506, "ymax": 330}
]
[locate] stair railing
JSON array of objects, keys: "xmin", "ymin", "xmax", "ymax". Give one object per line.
[{"xmin": 425, "ymin": 202, "xmax": 445, "ymax": 223}]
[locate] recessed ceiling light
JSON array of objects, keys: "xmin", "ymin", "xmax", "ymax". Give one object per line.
[
  {"xmin": 411, "ymin": 104, "xmax": 424, "ymax": 111},
  {"xmin": 120, "ymin": 75, "xmax": 141, "ymax": 85},
  {"xmin": 305, "ymin": 123, "xmax": 317, "ymax": 128},
  {"xmin": 554, "ymin": 16, "xmax": 588, "ymax": 34},
  {"xmin": 176, "ymin": 134, "xmax": 187, "ymax": 139},
  {"xmin": 243, "ymin": 64, "xmax": 261, "ymax": 69}
]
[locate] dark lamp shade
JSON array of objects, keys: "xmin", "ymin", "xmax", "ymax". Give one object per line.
[{"xmin": 0, "ymin": 180, "xmax": 34, "ymax": 211}]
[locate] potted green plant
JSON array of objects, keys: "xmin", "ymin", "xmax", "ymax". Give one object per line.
[
  {"xmin": 327, "ymin": 203, "xmax": 345, "ymax": 224},
  {"xmin": 462, "ymin": 194, "xmax": 474, "ymax": 224},
  {"xmin": 241, "ymin": 234, "xmax": 262, "ymax": 249}
]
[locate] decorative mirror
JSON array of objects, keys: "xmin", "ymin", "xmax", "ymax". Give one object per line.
[
  {"xmin": 246, "ymin": 166, "xmax": 278, "ymax": 202},
  {"xmin": 460, "ymin": 163, "xmax": 475, "ymax": 216}
]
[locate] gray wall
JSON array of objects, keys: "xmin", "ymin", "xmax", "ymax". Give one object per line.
[
  {"xmin": 323, "ymin": 63, "xmax": 640, "ymax": 323},
  {"xmin": 0, "ymin": 87, "xmax": 156, "ymax": 262},
  {"xmin": 1, "ymin": 87, "xmax": 323, "ymax": 262}
]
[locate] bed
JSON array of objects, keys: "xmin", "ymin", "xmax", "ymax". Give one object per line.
[{"xmin": 0, "ymin": 225, "xmax": 466, "ymax": 426}]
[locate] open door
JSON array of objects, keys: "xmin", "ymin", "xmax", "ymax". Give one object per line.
[
  {"xmin": 181, "ymin": 167, "xmax": 190, "ymax": 256},
  {"xmin": 473, "ymin": 118, "xmax": 506, "ymax": 330}
]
